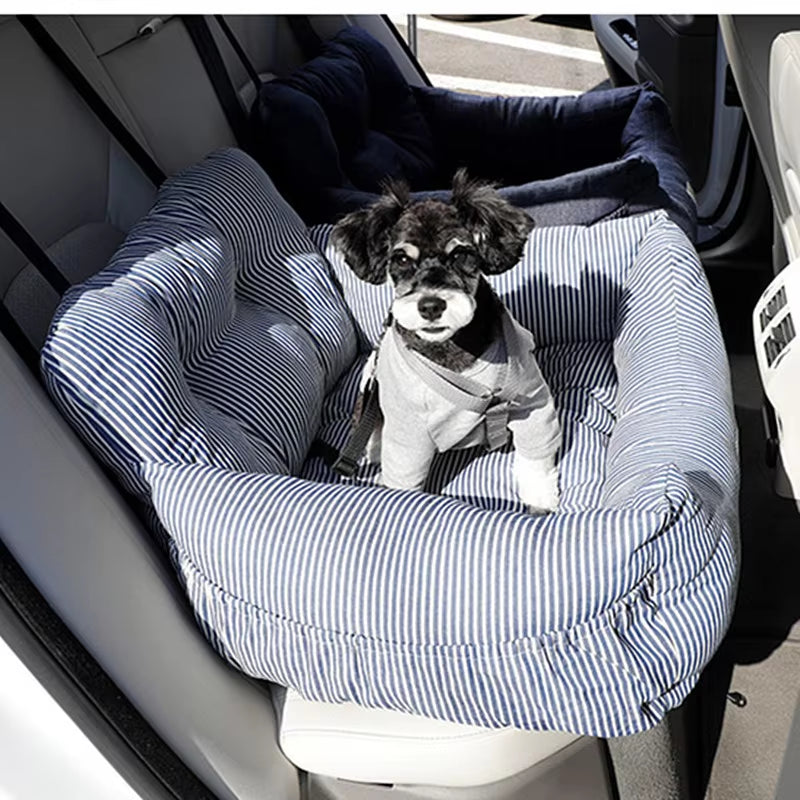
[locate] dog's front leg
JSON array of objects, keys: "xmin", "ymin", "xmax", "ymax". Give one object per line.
[
  {"xmin": 507, "ymin": 371, "xmax": 562, "ymax": 514},
  {"xmin": 514, "ymin": 453, "xmax": 560, "ymax": 515},
  {"xmin": 379, "ymin": 420, "xmax": 437, "ymax": 493}
]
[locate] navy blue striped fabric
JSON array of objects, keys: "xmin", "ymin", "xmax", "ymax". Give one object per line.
[
  {"xmin": 41, "ymin": 148, "xmax": 357, "ymax": 507},
  {"xmin": 40, "ymin": 149, "xmax": 738, "ymax": 737}
]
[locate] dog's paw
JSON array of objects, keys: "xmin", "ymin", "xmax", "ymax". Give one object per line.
[{"xmin": 514, "ymin": 454, "xmax": 560, "ymax": 515}]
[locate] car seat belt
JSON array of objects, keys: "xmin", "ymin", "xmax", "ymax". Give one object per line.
[
  {"xmin": 213, "ymin": 16, "xmax": 262, "ymax": 96},
  {"xmin": 0, "ymin": 200, "xmax": 70, "ymax": 371},
  {"xmin": 285, "ymin": 15, "xmax": 323, "ymax": 59},
  {"xmin": 183, "ymin": 15, "xmax": 255, "ymax": 154},
  {"xmin": 17, "ymin": 15, "xmax": 166, "ymax": 188},
  {"xmin": 0, "ymin": 203, "xmax": 69, "ymax": 297}
]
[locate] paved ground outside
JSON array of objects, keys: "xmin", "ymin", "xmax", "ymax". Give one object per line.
[{"xmin": 388, "ymin": 14, "xmax": 610, "ymax": 97}]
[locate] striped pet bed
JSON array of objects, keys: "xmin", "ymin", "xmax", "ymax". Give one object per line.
[{"xmin": 40, "ymin": 147, "xmax": 739, "ymax": 738}]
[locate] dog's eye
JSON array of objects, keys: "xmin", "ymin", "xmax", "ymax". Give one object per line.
[
  {"xmin": 391, "ymin": 251, "xmax": 415, "ymax": 268},
  {"xmin": 449, "ymin": 247, "xmax": 476, "ymax": 268}
]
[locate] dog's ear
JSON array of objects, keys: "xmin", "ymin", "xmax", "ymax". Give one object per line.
[
  {"xmin": 451, "ymin": 168, "xmax": 534, "ymax": 274},
  {"xmin": 331, "ymin": 180, "xmax": 410, "ymax": 284}
]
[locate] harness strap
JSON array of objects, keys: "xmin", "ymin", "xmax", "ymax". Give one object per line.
[
  {"xmin": 393, "ymin": 311, "xmax": 532, "ymax": 407},
  {"xmin": 392, "ymin": 312, "xmax": 535, "ymax": 451},
  {"xmin": 484, "ymin": 402, "xmax": 512, "ymax": 451},
  {"xmin": 394, "ymin": 336, "xmax": 513, "ymax": 450},
  {"xmin": 397, "ymin": 337, "xmax": 502, "ymax": 412},
  {"xmin": 331, "ymin": 377, "xmax": 382, "ymax": 477}
]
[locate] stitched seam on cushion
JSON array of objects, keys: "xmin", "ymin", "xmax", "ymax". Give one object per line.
[{"xmin": 174, "ymin": 539, "xmax": 662, "ymax": 664}]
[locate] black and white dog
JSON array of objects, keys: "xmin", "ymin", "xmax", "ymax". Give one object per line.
[{"xmin": 332, "ymin": 170, "xmax": 561, "ymax": 514}]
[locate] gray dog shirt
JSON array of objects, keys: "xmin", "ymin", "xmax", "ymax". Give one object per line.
[{"xmin": 375, "ymin": 311, "xmax": 561, "ymax": 491}]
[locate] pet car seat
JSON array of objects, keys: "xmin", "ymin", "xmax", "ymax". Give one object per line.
[
  {"xmin": 249, "ymin": 26, "xmax": 697, "ymax": 240},
  {"xmin": 40, "ymin": 148, "xmax": 737, "ymax": 783}
]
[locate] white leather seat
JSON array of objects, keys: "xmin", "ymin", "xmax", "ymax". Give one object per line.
[
  {"xmin": 720, "ymin": 17, "xmax": 796, "ymax": 227},
  {"xmin": 771, "ymin": 31, "xmax": 800, "ymax": 260},
  {"xmin": 278, "ymin": 688, "xmax": 580, "ymax": 788}
]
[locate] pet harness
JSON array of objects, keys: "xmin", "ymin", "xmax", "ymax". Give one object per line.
[{"xmin": 374, "ymin": 311, "xmax": 561, "ymax": 491}]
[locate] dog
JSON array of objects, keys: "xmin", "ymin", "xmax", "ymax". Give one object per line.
[{"xmin": 331, "ymin": 170, "xmax": 561, "ymax": 514}]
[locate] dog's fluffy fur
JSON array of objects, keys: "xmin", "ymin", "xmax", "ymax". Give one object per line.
[{"xmin": 332, "ymin": 170, "xmax": 561, "ymax": 513}]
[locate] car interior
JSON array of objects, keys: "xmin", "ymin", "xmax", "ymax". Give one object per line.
[{"xmin": 1, "ymin": 13, "xmax": 799, "ymax": 800}]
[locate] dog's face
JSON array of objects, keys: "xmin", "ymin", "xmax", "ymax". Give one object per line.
[
  {"xmin": 384, "ymin": 201, "xmax": 483, "ymax": 342},
  {"xmin": 331, "ymin": 170, "xmax": 534, "ymax": 343}
]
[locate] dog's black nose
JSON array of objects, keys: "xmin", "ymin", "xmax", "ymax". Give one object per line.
[{"xmin": 418, "ymin": 295, "xmax": 446, "ymax": 321}]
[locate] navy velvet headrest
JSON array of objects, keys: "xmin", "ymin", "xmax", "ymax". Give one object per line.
[
  {"xmin": 249, "ymin": 26, "xmax": 695, "ymax": 239},
  {"xmin": 251, "ymin": 26, "xmax": 436, "ymax": 216}
]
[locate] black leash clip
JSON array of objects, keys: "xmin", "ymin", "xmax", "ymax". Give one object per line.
[{"xmin": 332, "ymin": 377, "xmax": 382, "ymax": 477}]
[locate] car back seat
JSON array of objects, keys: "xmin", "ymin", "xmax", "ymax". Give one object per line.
[
  {"xmin": 45, "ymin": 15, "xmax": 313, "ymax": 175},
  {"xmin": 0, "ymin": 14, "xmax": 300, "ymax": 799},
  {"xmin": 50, "ymin": 15, "xmax": 238, "ymax": 174},
  {"xmin": 0, "ymin": 14, "xmax": 157, "ymax": 348},
  {"xmin": 1, "ymin": 14, "xmax": 688, "ymax": 798}
]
